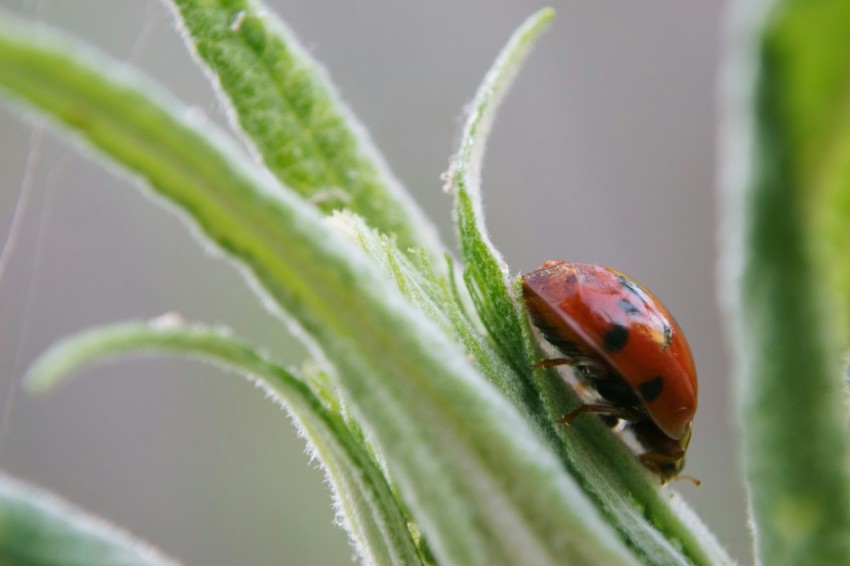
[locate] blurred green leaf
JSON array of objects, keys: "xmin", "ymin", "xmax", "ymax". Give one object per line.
[
  {"xmin": 25, "ymin": 320, "xmax": 423, "ymax": 566},
  {"xmin": 764, "ymin": 0, "xmax": 850, "ymax": 327},
  {"xmin": 721, "ymin": 0, "xmax": 850, "ymax": 563},
  {"xmin": 0, "ymin": 472, "xmax": 178, "ymax": 566}
]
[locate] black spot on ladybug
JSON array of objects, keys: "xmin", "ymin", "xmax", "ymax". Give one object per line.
[
  {"xmin": 618, "ymin": 298, "xmax": 640, "ymax": 315},
  {"xmin": 638, "ymin": 376, "xmax": 665, "ymax": 402},
  {"xmin": 603, "ymin": 324, "xmax": 629, "ymax": 353}
]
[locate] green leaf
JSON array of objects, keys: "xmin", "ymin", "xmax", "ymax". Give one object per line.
[
  {"xmin": 326, "ymin": 211, "xmax": 546, "ymax": 425},
  {"xmin": 767, "ymin": 0, "xmax": 850, "ymax": 330},
  {"xmin": 449, "ymin": 8, "xmax": 553, "ymax": 370},
  {"xmin": 170, "ymin": 0, "xmax": 443, "ymax": 260},
  {"xmin": 0, "ymin": 472, "xmax": 177, "ymax": 565},
  {"xmin": 721, "ymin": 0, "xmax": 850, "ymax": 563},
  {"xmin": 0, "ymin": 16, "xmax": 636, "ymax": 565},
  {"xmin": 25, "ymin": 320, "xmax": 423, "ymax": 566}
]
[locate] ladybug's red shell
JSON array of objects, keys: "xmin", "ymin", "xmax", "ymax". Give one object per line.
[{"xmin": 522, "ymin": 261, "xmax": 697, "ymax": 439}]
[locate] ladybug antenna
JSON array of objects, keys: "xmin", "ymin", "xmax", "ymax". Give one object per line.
[{"xmin": 674, "ymin": 474, "xmax": 702, "ymax": 487}]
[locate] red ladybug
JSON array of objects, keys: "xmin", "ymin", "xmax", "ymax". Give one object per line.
[{"xmin": 522, "ymin": 261, "xmax": 698, "ymax": 481}]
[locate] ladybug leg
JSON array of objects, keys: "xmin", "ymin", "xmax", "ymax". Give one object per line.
[
  {"xmin": 557, "ymin": 403, "xmax": 644, "ymax": 426},
  {"xmin": 532, "ymin": 358, "xmax": 574, "ymax": 370},
  {"xmin": 533, "ymin": 357, "xmax": 608, "ymax": 381}
]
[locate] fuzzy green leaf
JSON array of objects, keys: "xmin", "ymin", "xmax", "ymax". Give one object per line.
[
  {"xmin": 0, "ymin": 472, "xmax": 178, "ymax": 565},
  {"xmin": 25, "ymin": 320, "xmax": 423, "ymax": 566},
  {"xmin": 0, "ymin": 17, "xmax": 636, "ymax": 565},
  {"xmin": 326, "ymin": 211, "xmax": 548, "ymax": 427},
  {"xmin": 449, "ymin": 9, "xmax": 553, "ymax": 370},
  {"xmin": 170, "ymin": 0, "xmax": 443, "ymax": 260},
  {"xmin": 721, "ymin": 0, "xmax": 850, "ymax": 563}
]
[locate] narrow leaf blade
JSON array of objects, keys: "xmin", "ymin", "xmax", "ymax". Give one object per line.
[
  {"xmin": 326, "ymin": 211, "xmax": 546, "ymax": 424},
  {"xmin": 170, "ymin": 0, "xmax": 443, "ymax": 259},
  {"xmin": 721, "ymin": 0, "xmax": 850, "ymax": 563},
  {"xmin": 0, "ymin": 473, "xmax": 178, "ymax": 566},
  {"xmin": 25, "ymin": 321, "xmax": 423, "ymax": 566},
  {"xmin": 450, "ymin": 8, "xmax": 554, "ymax": 368}
]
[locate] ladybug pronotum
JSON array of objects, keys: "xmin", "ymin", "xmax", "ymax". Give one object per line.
[{"xmin": 522, "ymin": 261, "xmax": 698, "ymax": 482}]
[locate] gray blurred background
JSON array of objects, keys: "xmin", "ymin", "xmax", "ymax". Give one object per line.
[{"xmin": 0, "ymin": 1, "xmax": 745, "ymax": 563}]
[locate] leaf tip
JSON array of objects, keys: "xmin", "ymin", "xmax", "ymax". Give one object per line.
[
  {"xmin": 535, "ymin": 7, "xmax": 557, "ymax": 23},
  {"xmin": 22, "ymin": 358, "xmax": 59, "ymax": 395}
]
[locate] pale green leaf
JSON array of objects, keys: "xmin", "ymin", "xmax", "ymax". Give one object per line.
[
  {"xmin": 449, "ymin": 9, "xmax": 554, "ymax": 368},
  {"xmin": 721, "ymin": 0, "xmax": 850, "ymax": 563},
  {"xmin": 25, "ymin": 321, "xmax": 423, "ymax": 566},
  {"xmin": 170, "ymin": 0, "xmax": 443, "ymax": 260},
  {"xmin": 0, "ymin": 472, "xmax": 178, "ymax": 566},
  {"xmin": 326, "ymin": 211, "xmax": 547, "ymax": 426}
]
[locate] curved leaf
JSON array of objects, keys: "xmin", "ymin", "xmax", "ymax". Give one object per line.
[
  {"xmin": 0, "ymin": 472, "xmax": 178, "ymax": 566},
  {"xmin": 25, "ymin": 320, "xmax": 423, "ymax": 566},
  {"xmin": 449, "ymin": 8, "xmax": 553, "ymax": 369}
]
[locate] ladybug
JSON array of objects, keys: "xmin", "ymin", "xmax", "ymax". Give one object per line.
[{"xmin": 521, "ymin": 261, "xmax": 698, "ymax": 482}]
